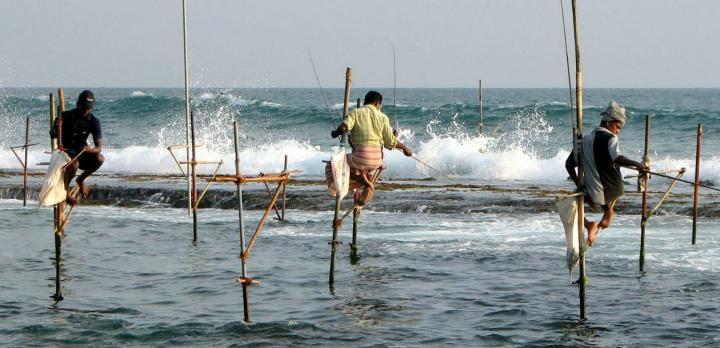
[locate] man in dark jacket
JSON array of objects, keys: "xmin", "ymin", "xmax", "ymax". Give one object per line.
[{"xmin": 51, "ymin": 90, "xmax": 104, "ymax": 204}]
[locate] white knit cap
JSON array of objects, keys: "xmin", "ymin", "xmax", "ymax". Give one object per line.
[{"xmin": 601, "ymin": 100, "xmax": 626, "ymax": 126}]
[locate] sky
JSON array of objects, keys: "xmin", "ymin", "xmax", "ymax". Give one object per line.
[{"xmin": 1, "ymin": 0, "xmax": 718, "ymax": 88}]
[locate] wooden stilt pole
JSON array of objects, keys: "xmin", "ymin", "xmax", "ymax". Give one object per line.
[
  {"xmin": 640, "ymin": 114, "xmax": 650, "ymax": 272},
  {"xmin": 182, "ymin": 0, "xmax": 193, "ymax": 216},
  {"xmin": 692, "ymin": 124, "xmax": 702, "ymax": 245},
  {"xmin": 190, "ymin": 111, "xmax": 198, "ymax": 242},
  {"xmin": 357, "ymin": 98, "xmax": 361, "ymax": 108},
  {"xmin": 478, "ymin": 80, "xmax": 484, "ymax": 132},
  {"xmin": 233, "ymin": 121, "xmax": 251, "ymax": 322},
  {"xmin": 52, "ymin": 88, "xmax": 66, "ymax": 302},
  {"xmin": 350, "ymin": 207, "xmax": 360, "ymax": 262},
  {"xmin": 329, "ymin": 67, "xmax": 352, "ymax": 286},
  {"xmin": 570, "ymin": 0, "xmax": 586, "ymax": 320},
  {"xmin": 281, "ymin": 155, "xmax": 288, "ymax": 221},
  {"xmin": 22, "ymin": 117, "xmax": 30, "ymax": 206}
]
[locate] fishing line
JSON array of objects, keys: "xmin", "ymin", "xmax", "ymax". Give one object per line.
[
  {"xmin": 408, "ymin": 154, "xmax": 465, "ymax": 186},
  {"xmin": 391, "ymin": 43, "xmax": 399, "ymax": 131},
  {"xmin": 559, "ymin": 0, "xmax": 576, "ymax": 130},
  {"xmin": 624, "ymin": 167, "xmax": 720, "ymax": 193},
  {"xmin": 307, "ymin": 48, "xmax": 342, "ymax": 129}
]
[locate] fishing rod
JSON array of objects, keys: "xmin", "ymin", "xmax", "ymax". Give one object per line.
[
  {"xmin": 559, "ymin": 0, "xmax": 576, "ymax": 131},
  {"xmin": 624, "ymin": 167, "xmax": 720, "ymax": 193},
  {"xmin": 391, "ymin": 43, "xmax": 399, "ymax": 131},
  {"xmin": 307, "ymin": 48, "xmax": 342, "ymax": 129},
  {"xmin": 407, "ymin": 153, "xmax": 466, "ymax": 186}
]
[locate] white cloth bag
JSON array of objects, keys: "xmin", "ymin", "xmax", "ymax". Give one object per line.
[
  {"xmin": 555, "ymin": 195, "xmax": 581, "ymax": 273},
  {"xmin": 38, "ymin": 150, "xmax": 71, "ymax": 207},
  {"xmin": 330, "ymin": 146, "xmax": 350, "ymax": 201}
]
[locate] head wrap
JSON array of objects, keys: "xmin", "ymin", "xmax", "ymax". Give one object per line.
[{"xmin": 600, "ymin": 100, "xmax": 626, "ymax": 126}]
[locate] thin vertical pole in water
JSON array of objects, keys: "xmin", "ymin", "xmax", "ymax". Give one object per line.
[
  {"xmin": 357, "ymin": 98, "xmax": 361, "ymax": 108},
  {"xmin": 478, "ymin": 80, "xmax": 484, "ymax": 132},
  {"xmin": 190, "ymin": 110, "xmax": 198, "ymax": 242},
  {"xmin": 23, "ymin": 117, "xmax": 30, "ymax": 206},
  {"xmin": 234, "ymin": 121, "xmax": 250, "ymax": 322},
  {"xmin": 53, "ymin": 88, "xmax": 66, "ymax": 302},
  {"xmin": 182, "ymin": 0, "xmax": 193, "ymax": 215},
  {"xmin": 281, "ymin": 155, "xmax": 288, "ymax": 221},
  {"xmin": 330, "ymin": 67, "xmax": 352, "ymax": 286},
  {"xmin": 692, "ymin": 124, "xmax": 703, "ymax": 244},
  {"xmin": 50, "ymin": 94, "xmax": 56, "ymax": 151},
  {"xmin": 350, "ymin": 207, "xmax": 359, "ymax": 260},
  {"xmin": 570, "ymin": 0, "xmax": 586, "ymax": 320},
  {"xmin": 639, "ymin": 114, "xmax": 650, "ymax": 272}
]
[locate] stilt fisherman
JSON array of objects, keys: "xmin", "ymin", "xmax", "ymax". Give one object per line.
[
  {"xmin": 327, "ymin": 90, "xmax": 412, "ymax": 204},
  {"xmin": 50, "ymin": 90, "xmax": 105, "ymax": 205},
  {"xmin": 565, "ymin": 101, "xmax": 647, "ymax": 246}
]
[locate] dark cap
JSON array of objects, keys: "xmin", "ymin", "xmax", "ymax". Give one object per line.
[{"xmin": 77, "ymin": 90, "xmax": 95, "ymax": 110}]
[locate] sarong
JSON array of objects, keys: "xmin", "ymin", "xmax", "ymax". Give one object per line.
[{"xmin": 325, "ymin": 145, "xmax": 383, "ymax": 197}]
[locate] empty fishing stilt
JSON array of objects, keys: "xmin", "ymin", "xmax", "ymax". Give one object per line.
[
  {"xmin": 329, "ymin": 67, "xmax": 352, "ymax": 287},
  {"xmin": 167, "ymin": 117, "xmax": 224, "ymax": 242},
  {"xmin": 210, "ymin": 122, "xmax": 301, "ymax": 321},
  {"xmin": 478, "ymin": 79, "xmax": 483, "ymax": 132},
  {"xmin": 281, "ymin": 155, "xmax": 288, "ymax": 221},
  {"xmin": 10, "ymin": 117, "xmax": 38, "ymax": 206},
  {"xmin": 692, "ymin": 124, "xmax": 702, "ymax": 245}
]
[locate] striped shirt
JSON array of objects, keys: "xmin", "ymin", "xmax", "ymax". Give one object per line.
[{"xmin": 342, "ymin": 105, "xmax": 397, "ymax": 149}]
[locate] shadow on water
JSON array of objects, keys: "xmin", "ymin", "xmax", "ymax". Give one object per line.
[{"xmin": 556, "ymin": 317, "xmax": 608, "ymax": 345}]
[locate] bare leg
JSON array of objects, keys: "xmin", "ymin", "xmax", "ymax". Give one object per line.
[
  {"xmin": 64, "ymin": 161, "xmax": 80, "ymax": 205},
  {"xmin": 585, "ymin": 219, "xmax": 599, "ymax": 246},
  {"xmin": 76, "ymin": 154, "xmax": 104, "ymax": 198}
]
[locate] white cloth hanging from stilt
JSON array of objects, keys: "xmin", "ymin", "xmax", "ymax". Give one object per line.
[
  {"xmin": 555, "ymin": 194, "xmax": 581, "ymax": 273},
  {"xmin": 330, "ymin": 146, "xmax": 350, "ymax": 201},
  {"xmin": 39, "ymin": 150, "xmax": 71, "ymax": 207}
]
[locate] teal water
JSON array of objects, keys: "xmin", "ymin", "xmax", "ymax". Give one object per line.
[
  {"xmin": 2, "ymin": 88, "xmax": 720, "ymax": 346},
  {"xmin": 1, "ymin": 201, "xmax": 719, "ymax": 346},
  {"xmin": 2, "ymin": 88, "xmax": 719, "ymax": 182}
]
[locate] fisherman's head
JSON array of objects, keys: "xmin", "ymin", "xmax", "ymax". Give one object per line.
[
  {"xmin": 600, "ymin": 100, "xmax": 626, "ymax": 135},
  {"xmin": 76, "ymin": 90, "xmax": 95, "ymax": 117},
  {"xmin": 364, "ymin": 90, "xmax": 383, "ymax": 109}
]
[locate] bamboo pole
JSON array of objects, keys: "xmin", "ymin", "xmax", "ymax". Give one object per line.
[
  {"xmin": 570, "ymin": 0, "xmax": 586, "ymax": 320},
  {"xmin": 53, "ymin": 88, "xmax": 66, "ymax": 302},
  {"xmin": 182, "ymin": 0, "xmax": 193, "ymax": 215},
  {"xmin": 281, "ymin": 155, "xmax": 288, "ymax": 221},
  {"xmin": 233, "ymin": 121, "xmax": 251, "ymax": 322},
  {"xmin": 190, "ymin": 110, "xmax": 198, "ymax": 242},
  {"xmin": 640, "ymin": 114, "xmax": 650, "ymax": 272},
  {"xmin": 329, "ymin": 67, "xmax": 352, "ymax": 286},
  {"xmin": 22, "ymin": 117, "xmax": 30, "ymax": 206},
  {"xmin": 50, "ymin": 94, "xmax": 56, "ymax": 150},
  {"xmin": 692, "ymin": 124, "xmax": 702, "ymax": 245},
  {"xmin": 478, "ymin": 80, "xmax": 484, "ymax": 132}
]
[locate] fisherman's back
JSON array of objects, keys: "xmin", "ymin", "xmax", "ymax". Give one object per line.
[{"xmin": 343, "ymin": 105, "xmax": 397, "ymax": 150}]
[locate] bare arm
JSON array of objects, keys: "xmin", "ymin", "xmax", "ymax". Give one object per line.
[
  {"xmin": 615, "ymin": 155, "xmax": 647, "ymax": 172},
  {"xmin": 82, "ymin": 138, "xmax": 103, "ymax": 155},
  {"xmin": 395, "ymin": 141, "xmax": 412, "ymax": 157},
  {"xmin": 565, "ymin": 151, "xmax": 579, "ymax": 188}
]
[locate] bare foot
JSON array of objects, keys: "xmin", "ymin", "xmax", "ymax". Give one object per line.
[
  {"xmin": 356, "ymin": 187, "xmax": 375, "ymax": 207},
  {"xmin": 586, "ymin": 222, "xmax": 599, "ymax": 246},
  {"xmin": 76, "ymin": 178, "xmax": 91, "ymax": 198},
  {"xmin": 65, "ymin": 194, "xmax": 78, "ymax": 206}
]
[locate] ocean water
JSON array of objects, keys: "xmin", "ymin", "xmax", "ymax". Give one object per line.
[
  {"xmin": 2, "ymin": 88, "xmax": 720, "ymax": 182},
  {"xmin": 1, "ymin": 88, "xmax": 720, "ymax": 346}
]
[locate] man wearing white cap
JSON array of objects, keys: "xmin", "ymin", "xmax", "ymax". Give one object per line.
[{"xmin": 565, "ymin": 101, "xmax": 648, "ymax": 246}]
